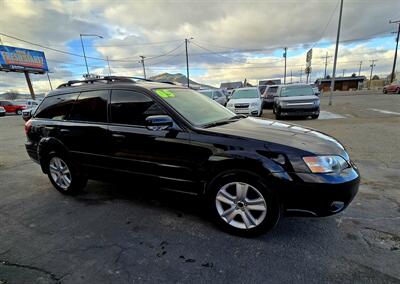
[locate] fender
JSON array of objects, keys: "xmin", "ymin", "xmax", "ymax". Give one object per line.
[{"xmin": 37, "ymin": 137, "xmax": 70, "ymax": 174}]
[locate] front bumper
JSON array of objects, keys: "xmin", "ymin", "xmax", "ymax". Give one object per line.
[
  {"xmin": 270, "ymin": 167, "xmax": 360, "ymax": 216},
  {"xmin": 279, "ymin": 107, "xmax": 320, "ymax": 117},
  {"xmin": 227, "ymin": 107, "xmax": 260, "ymax": 116}
]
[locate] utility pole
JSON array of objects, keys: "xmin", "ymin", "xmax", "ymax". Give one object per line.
[
  {"xmin": 322, "ymin": 52, "xmax": 332, "ymax": 78},
  {"xmin": 290, "ymin": 70, "xmax": 293, "ymax": 84},
  {"xmin": 358, "ymin": 61, "xmax": 362, "ymax": 76},
  {"xmin": 300, "ymin": 67, "xmax": 303, "ymax": 83},
  {"xmin": 389, "ymin": 20, "xmax": 400, "ymax": 83},
  {"xmin": 106, "ymin": 56, "xmax": 112, "ymax": 76},
  {"xmin": 369, "ymin": 60, "xmax": 376, "ymax": 90},
  {"xmin": 342, "ymin": 69, "xmax": 345, "ymax": 77},
  {"xmin": 185, "ymin": 38, "xmax": 192, "ymax": 88},
  {"xmin": 283, "ymin": 47, "xmax": 287, "ymax": 84},
  {"xmin": 139, "ymin": 55, "xmax": 146, "ymax": 79},
  {"xmin": 329, "ymin": 0, "xmax": 343, "ymax": 106}
]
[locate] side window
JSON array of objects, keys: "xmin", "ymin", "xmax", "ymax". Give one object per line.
[
  {"xmin": 35, "ymin": 93, "xmax": 78, "ymax": 120},
  {"xmin": 110, "ymin": 90, "xmax": 166, "ymax": 126},
  {"xmin": 69, "ymin": 90, "xmax": 109, "ymax": 123},
  {"xmin": 214, "ymin": 91, "xmax": 222, "ymax": 98}
]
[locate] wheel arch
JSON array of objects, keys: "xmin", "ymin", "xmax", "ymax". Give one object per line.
[
  {"xmin": 201, "ymin": 152, "xmax": 285, "ymax": 195},
  {"xmin": 38, "ymin": 137, "xmax": 70, "ymax": 174}
]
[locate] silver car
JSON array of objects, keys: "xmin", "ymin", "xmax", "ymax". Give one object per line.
[
  {"xmin": 273, "ymin": 84, "xmax": 320, "ymax": 120},
  {"xmin": 198, "ymin": 89, "xmax": 227, "ymax": 106}
]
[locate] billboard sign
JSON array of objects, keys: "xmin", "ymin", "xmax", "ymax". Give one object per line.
[{"xmin": 0, "ymin": 45, "xmax": 48, "ymax": 73}]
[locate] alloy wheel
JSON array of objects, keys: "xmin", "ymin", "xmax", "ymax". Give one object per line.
[
  {"xmin": 49, "ymin": 157, "xmax": 72, "ymax": 189},
  {"xmin": 215, "ymin": 182, "xmax": 267, "ymax": 229}
]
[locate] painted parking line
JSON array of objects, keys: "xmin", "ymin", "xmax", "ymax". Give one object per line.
[
  {"xmin": 318, "ymin": 111, "xmax": 346, "ymax": 120},
  {"xmin": 367, "ymin": 108, "xmax": 400, "ymax": 116}
]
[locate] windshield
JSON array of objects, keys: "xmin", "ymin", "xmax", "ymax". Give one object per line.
[
  {"xmin": 231, "ymin": 89, "xmax": 259, "ymax": 99},
  {"xmin": 198, "ymin": 90, "xmax": 213, "ymax": 98},
  {"xmin": 154, "ymin": 88, "xmax": 235, "ymax": 126},
  {"xmin": 267, "ymin": 86, "xmax": 278, "ymax": 93},
  {"xmin": 280, "ymin": 85, "xmax": 314, "ymax": 97}
]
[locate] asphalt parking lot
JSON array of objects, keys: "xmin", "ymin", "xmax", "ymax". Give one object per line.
[{"xmin": 0, "ymin": 91, "xmax": 399, "ymax": 283}]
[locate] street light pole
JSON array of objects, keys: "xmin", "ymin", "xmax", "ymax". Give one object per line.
[
  {"xmin": 389, "ymin": 20, "xmax": 400, "ymax": 83},
  {"xmin": 358, "ymin": 61, "xmax": 362, "ymax": 76},
  {"xmin": 329, "ymin": 0, "xmax": 344, "ymax": 106},
  {"xmin": 185, "ymin": 38, "xmax": 193, "ymax": 88},
  {"xmin": 283, "ymin": 47, "xmax": 287, "ymax": 84},
  {"xmin": 79, "ymin": 34, "xmax": 103, "ymax": 77},
  {"xmin": 80, "ymin": 34, "xmax": 90, "ymax": 76}
]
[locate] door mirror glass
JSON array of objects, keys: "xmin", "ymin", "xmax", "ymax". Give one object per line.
[{"xmin": 145, "ymin": 115, "xmax": 173, "ymax": 130}]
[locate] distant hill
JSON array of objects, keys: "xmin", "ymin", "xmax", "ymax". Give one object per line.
[{"xmin": 149, "ymin": 73, "xmax": 215, "ymax": 89}]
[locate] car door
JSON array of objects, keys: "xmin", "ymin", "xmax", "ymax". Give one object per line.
[
  {"xmin": 108, "ymin": 89, "xmax": 199, "ymax": 193},
  {"xmin": 59, "ymin": 90, "xmax": 111, "ymax": 172}
]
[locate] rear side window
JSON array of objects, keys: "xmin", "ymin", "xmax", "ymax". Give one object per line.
[
  {"xmin": 69, "ymin": 90, "xmax": 109, "ymax": 123},
  {"xmin": 35, "ymin": 93, "xmax": 78, "ymax": 120},
  {"xmin": 267, "ymin": 87, "xmax": 278, "ymax": 93},
  {"xmin": 110, "ymin": 90, "xmax": 166, "ymax": 126}
]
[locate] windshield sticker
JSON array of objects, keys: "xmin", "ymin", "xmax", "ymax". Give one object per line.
[{"xmin": 155, "ymin": 89, "xmax": 176, "ymax": 98}]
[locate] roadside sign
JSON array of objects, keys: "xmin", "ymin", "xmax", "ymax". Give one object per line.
[{"xmin": 0, "ymin": 45, "xmax": 48, "ymax": 74}]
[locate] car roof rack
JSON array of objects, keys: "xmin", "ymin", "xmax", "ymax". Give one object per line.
[{"xmin": 56, "ymin": 76, "xmax": 176, "ymax": 89}]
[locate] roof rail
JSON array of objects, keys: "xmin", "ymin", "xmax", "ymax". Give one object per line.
[{"xmin": 56, "ymin": 75, "xmax": 176, "ymax": 89}]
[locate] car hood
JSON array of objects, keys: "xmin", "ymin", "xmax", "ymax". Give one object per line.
[
  {"xmin": 228, "ymin": 98, "xmax": 260, "ymax": 104},
  {"xmin": 276, "ymin": 95, "xmax": 319, "ymax": 102},
  {"xmin": 204, "ymin": 117, "xmax": 348, "ymax": 158}
]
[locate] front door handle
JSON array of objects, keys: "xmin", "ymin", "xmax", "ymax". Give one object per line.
[
  {"xmin": 60, "ymin": 128, "xmax": 70, "ymax": 133},
  {"xmin": 112, "ymin": 133, "xmax": 126, "ymax": 139},
  {"xmin": 44, "ymin": 126, "xmax": 55, "ymax": 130}
]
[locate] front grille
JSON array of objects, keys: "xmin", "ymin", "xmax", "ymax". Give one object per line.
[{"xmin": 235, "ymin": 104, "xmax": 249, "ymax": 109}]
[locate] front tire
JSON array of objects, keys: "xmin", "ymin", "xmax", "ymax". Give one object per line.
[
  {"xmin": 47, "ymin": 153, "xmax": 87, "ymax": 195},
  {"xmin": 16, "ymin": 109, "xmax": 22, "ymax": 115},
  {"xmin": 206, "ymin": 170, "xmax": 280, "ymax": 237},
  {"xmin": 311, "ymin": 114, "xmax": 319, "ymax": 119},
  {"xmin": 383, "ymin": 88, "xmax": 387, "ymax": 94}
]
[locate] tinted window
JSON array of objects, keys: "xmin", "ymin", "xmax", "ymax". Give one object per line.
[
  {"xmin": 198, "ymin": 90, "xmax": 213, "ymax": 98},
  {"xmin": 214, "ymin": 91, "xmax": 222, "ymax": 98},
  {"xmin": 110, "ymin": 90, "xmax": 166, "ymax": 126},
  {"xmin": 35, "ymin": 93, "xmax": 78, "ymax": 120},
  {"xmin": 69, "ymin": 90, "xmax": 109, "ymax": 123}
]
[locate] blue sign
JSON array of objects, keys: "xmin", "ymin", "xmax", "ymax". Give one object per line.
[{"xmin": 0, "ymin": 45, "xmax": 48, "ymax": 73}]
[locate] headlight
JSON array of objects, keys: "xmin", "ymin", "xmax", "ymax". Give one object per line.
[
  {"xmin": 250, "ymin": 102, "xmax": 259, "ymax": 107},
  {"xmin": 303, "ymin": 156, "xmax": 349, "ymax": 174}
]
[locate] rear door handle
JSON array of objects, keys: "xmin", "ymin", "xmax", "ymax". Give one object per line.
[
  {"xmin": 60, "ymin": 129, "xmax": 70, "ymax": 133},
  {"xmin": 112, "ymin": 133, "xmax": 126, "ymax": 139}
]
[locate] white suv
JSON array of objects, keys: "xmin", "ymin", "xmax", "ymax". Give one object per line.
[{"xmin": 226, "ymin": 87, "xmax": 263, "ymax": 116}]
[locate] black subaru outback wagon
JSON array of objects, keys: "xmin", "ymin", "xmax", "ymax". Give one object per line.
[{"xmin": 25, "ymin": 76, "xmax": 360, "ymax": 236}]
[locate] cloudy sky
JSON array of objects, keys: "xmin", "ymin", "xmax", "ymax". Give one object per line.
[{"xmin": 0, "ymin": 0, "xmax": 399, "ymax": 93}]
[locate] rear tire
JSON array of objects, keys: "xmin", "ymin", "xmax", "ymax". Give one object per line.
[
  {"xmin": 46, "ymin": 152, "xmax": 87, "ymax": 195},
  {"xmin": 397, "ymin": 88, "xmax": 400, "ymax": 94},
  {"xmin": 206, "ymin": 170, "xmax": 280, "ymax": 237},
  {"xmin": 311, "ymin": 114, "xmax": 319, "ymax": 119}
]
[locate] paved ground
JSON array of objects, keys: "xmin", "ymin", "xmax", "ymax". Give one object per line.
[{"xmin": 0, "ymin": 92, "xmax": 399, "ymax": 283}]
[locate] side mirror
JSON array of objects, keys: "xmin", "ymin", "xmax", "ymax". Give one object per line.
[{"xmin": 145, "ymin": 115, "xmax": 173, "ymax": 130}]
